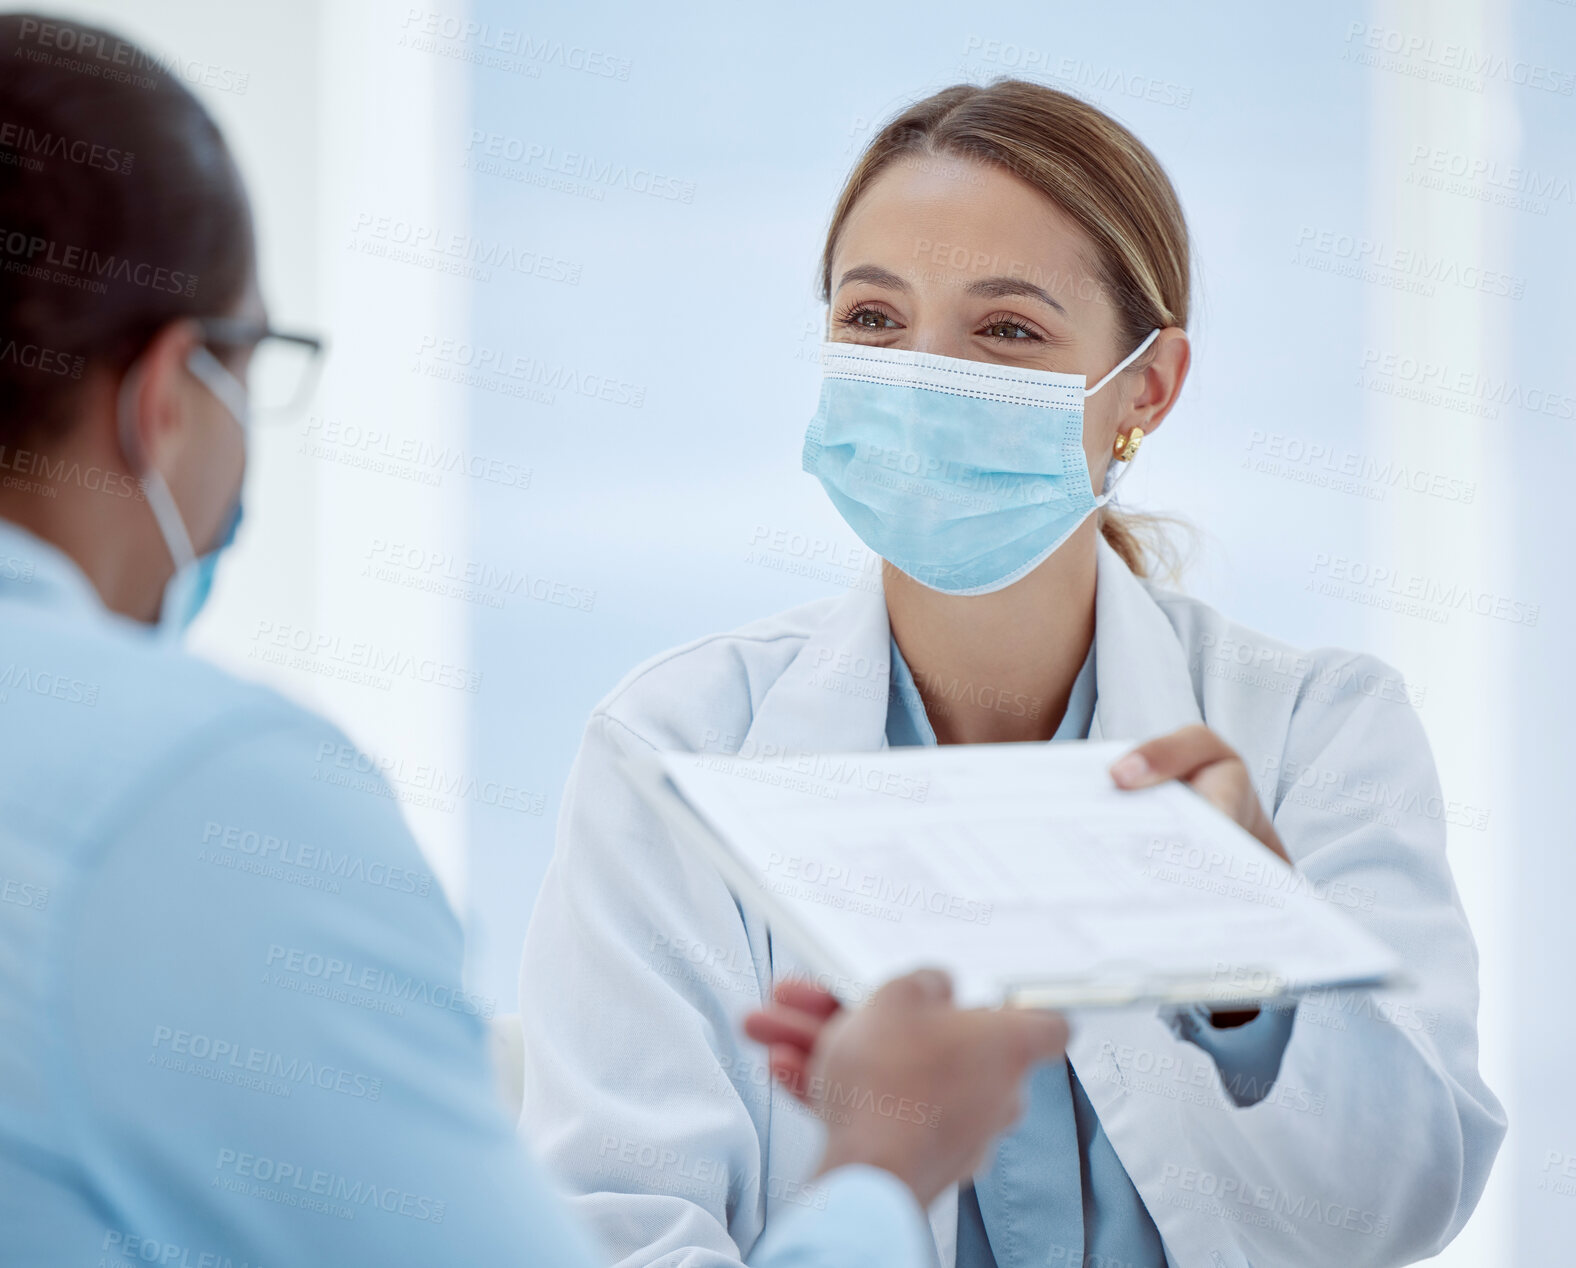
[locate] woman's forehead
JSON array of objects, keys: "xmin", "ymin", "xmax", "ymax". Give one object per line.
[{"xmin": 831, "ymin": 156, "xmax": 1103, "ymax": 301}]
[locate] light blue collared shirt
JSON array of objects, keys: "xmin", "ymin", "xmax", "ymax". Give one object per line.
[
  {"xmin": 0, "ymin": 516, "xmax": 932, "ymax": 1268},
  {"xmin": 885, "ymin": 636, "xmax": 1295, "ymax": 1268}
]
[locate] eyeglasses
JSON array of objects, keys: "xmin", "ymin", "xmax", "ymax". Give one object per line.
[{"xmin": 196, "ymin": 317, "xmax": 326, "ymax": 420}]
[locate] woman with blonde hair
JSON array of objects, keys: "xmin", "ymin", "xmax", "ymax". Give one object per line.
[{"xmin": 519, "ymin": 80, "xmax": 1503, "ymax": 1267}]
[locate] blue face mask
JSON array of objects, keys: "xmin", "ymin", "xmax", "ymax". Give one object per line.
[
  {"xmin": 129, "ymin": 344, "xmax": 249, "ymax": 638},
  {"xmin": 802, "ymin": 330, "xmax": 1160, "ymax": 596},
  {"xmin": 155, "ymin": 498, "xmax": 243, "ymax": 633}
]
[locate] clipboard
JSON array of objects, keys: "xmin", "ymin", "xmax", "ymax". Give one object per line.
[{"xmin": 626, "ymin": 740, "xmax": 1402, "ymax": 1011}]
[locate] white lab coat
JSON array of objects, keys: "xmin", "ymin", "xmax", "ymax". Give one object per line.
[{"xmin": 518, "ymin": 537, "xmax": 1504, "ymax": 1268}]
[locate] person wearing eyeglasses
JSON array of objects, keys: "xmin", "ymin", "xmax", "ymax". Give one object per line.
[{"xmin": 0, "ymin": 14, "xmax": 1072, "ymax": 1268}]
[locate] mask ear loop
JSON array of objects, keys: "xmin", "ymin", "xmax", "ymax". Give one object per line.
[
  {"xmin": 1084, "ymin": 328, "xmax": 1161, "ymax": 399},
  {"xmin": 116, "ymin": 354, "xmax": 197, "ymax": 571},
  {"xmin": 186, "ymin": 344, "xmax": 251, "ymax": 428},
  {"xmin": 1086, "ymin": 328, "xmax": 1163, "ymax": 505}
]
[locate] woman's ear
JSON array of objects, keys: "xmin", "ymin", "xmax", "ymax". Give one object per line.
[
  {"xmin": 120, "ymin": 319, "xmax": 204, "ymax": 476},
  {"xmin": 1124, "ymin": 326, "xmax": 1190, "ymax": 441}
]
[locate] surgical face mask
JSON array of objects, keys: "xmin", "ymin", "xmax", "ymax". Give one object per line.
[
  {"xmin": 802, "ymin": 329, "xmax": 1160, "ymax": 596},
  {"xmin": 123, "ymin": 344, "xmax": 249, "ymax": 636}
]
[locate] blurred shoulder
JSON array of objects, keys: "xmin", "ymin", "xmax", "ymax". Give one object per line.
[{"xmin": 0, "ymin": 601, "xmax": 380, "ymax": 851}]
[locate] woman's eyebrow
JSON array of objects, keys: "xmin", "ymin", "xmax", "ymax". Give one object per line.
[
  {"xmin": 834, "ymin": 264, "xmax": 1069, "ymax": 319},
  {"xmin": 965, "ymin": 276, "xmax": 1068, "ymax": 316},
  {"xmin": 834, "ymin": 263, "xmax": 909, "ymax": 292}
]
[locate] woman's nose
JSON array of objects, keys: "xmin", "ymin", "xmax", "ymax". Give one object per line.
[{"xmin": 903, "ymin": 325, "xmax": 973, "ymax": 360}]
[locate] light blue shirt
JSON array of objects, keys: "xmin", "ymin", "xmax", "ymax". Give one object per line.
[
  {"xmin": 0, "ymin": 517, "xmax": 932, "ymax": 1268},
  {"xmin": 885, "ymin": 636, "xmax": 1295, "ymax": 1268}
]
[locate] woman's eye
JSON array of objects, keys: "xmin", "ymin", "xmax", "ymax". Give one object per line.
[
  {"xmin": 982, "ymin": 319, "xmax": 1037, "ymax": 340},
  {"xmin": 845, "ymin": 306, "xmax": 898, "ymax": 330}
]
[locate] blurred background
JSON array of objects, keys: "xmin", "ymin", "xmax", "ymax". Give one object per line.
[{"xmin": 63, "ymin": 0, "xmax": 1574, "ymax": 1259}]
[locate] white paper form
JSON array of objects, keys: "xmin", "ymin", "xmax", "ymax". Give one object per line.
[{"xmin": 635, "ymin": 740, "xmax": 1400, "ymax": 1009}]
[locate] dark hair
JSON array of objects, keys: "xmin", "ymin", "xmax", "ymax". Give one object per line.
[{"xmin": 0, "ymin": 12, "xmax": 254, "ymax": 444}]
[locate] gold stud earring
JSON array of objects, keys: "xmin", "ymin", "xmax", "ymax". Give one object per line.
[{"xmin": 1114, "ymin": 426, "xmax": 1145, "ymax": 462}]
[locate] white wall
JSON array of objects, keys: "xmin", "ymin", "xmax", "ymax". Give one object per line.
[{"xmin": 63, "ymin": 0, "xmax": 479, "ymax": 912}]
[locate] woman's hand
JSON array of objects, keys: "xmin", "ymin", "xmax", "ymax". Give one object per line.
[{"xmin": 1109, "ymin": 723, "xmax": 1290, "ymax": 863}]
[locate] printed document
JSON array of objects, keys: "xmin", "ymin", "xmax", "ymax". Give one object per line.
[{"xmin": 631, "ymin": 740, "xmax": 1400, "ymax": 1009}]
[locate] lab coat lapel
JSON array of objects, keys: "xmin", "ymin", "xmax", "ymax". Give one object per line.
[
  {"xmin": 739, "ymin": 579, "xmax": 894, "ymax": 757},
  {"xmin": 1088, "ymin": 536, "xmax": 1204, "ymax": 744},
  {"xmin": 1075, "ymin": 538, "xmax": 1226, "ymax": 1267}
]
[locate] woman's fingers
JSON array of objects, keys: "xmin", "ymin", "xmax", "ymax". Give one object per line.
[
  {"xmin": 1110, "ymin": 723, "xmax": 1235, "ymax": 789},
  {"xmin": 746, "ymin": 981, "xmax": 851, "ymax": 1103},
  {"xmin": 745, "ymin": 979, "xmax": 845, "ymax": 1053},
  {"xmin": 744, "ymin": 1002, "xmax": 830, "ymax": 1053},
  {"xmin": 771, "ymin": 978, "xmax": 845, "ymax": 1019},
  {"xmin": 1111, "ymin": 724, "xmax": 1291, "ymax": 862}
]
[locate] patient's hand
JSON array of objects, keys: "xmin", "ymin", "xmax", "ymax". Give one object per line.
[{"xmin": 744, "ymin": 969, "xmax": 1067, "ymax": 1207}]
